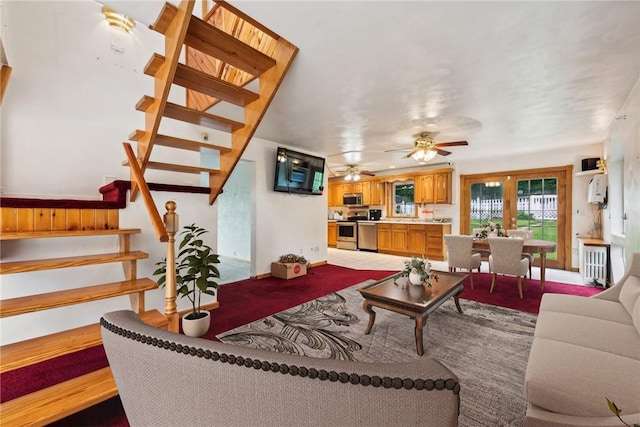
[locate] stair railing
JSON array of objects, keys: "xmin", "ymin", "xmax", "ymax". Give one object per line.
[{"xmin": 163, "ymin": 201, "xmax": 179, "ymax": 332}]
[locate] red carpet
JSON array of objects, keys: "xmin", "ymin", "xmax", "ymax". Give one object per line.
[
  {"xmin": 1, "ymin": 264, "xmax": 602, "ymax": 426},
  {"xmin": 457, "ymin": 271, "xmax": 602, "ymax": 314}
]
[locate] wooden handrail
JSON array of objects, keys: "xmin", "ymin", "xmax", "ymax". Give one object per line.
[{"xmin": 122, "ymin": 143, "xmax": 168, "ymax": 242}]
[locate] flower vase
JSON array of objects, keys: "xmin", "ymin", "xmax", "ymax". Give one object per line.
[
  {"xmin": 488, "ymin": 231, "xmax": 498, "ymax": 238},
  {"xmin": 409, "ymin": 268, "xmax": 423, "ymax": 286}
]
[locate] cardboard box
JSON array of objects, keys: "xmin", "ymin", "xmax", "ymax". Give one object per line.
[{"xmin": 271, "ymin": 262, "xmax": 307, "ymax": 279}]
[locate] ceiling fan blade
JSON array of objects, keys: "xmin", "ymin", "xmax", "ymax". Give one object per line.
[
  {"xmin": 361, "ymin": 170, "xmax": 375, "ymax": 176},
  {"xmin": 404, "ymin": 149, "xmax": 419, "ymax": 159},
  {"xmin": 384, "ymin": 147, "xmax": 412, "ymax": 153},
  {"xmin": 435, "ymin": 140, "xmax": 468, "ymax": 147},
  {"xmin": 435, "ymin": 148, "xmax": 452, "ymax": 156},
  {"xmin": 327, "ymin": 150, "xmax": 363, "ymax": 157}
]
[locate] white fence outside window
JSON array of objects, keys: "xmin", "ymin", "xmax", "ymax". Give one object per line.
[{"xmin": 471, "ymin": 195, "xmax": 557, "ymax": 220}]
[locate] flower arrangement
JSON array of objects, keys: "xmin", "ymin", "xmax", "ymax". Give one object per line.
[
  {"xmin": 477, "ymin": 221, "xmax": 505, "ymax": 239},
  {"xmin": 402, "ymin": 257, "xmax": 439, "ymax": 287}
]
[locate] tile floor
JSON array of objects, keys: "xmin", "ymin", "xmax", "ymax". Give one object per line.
[{"xmin": 219, "ymin": 248, "xmax": 587, "ymax": 286}]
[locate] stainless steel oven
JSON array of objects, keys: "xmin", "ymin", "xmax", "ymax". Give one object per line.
[{"xmin": 336, "ymin": 221, "xmax": 357, "ymax": 250}]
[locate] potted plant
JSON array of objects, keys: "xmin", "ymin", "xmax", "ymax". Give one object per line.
[
  {"xmin": 402, "ymin": 257, "xmax": 438, "ymax": 287},
  {"xmin": 154, "ymin": 223, "xmax": 220, "ymax": 337}
]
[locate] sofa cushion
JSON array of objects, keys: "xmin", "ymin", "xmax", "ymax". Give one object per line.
[
  {"xmin": 539, "ymin": 293, "xmax": 633, "ymax": 326},
  {"xmin": 525, "ymin": 337, "xmax": 640, "ymax": 416},
  {"xmin": 619, "ymin": 276, "xmax": 640, "ymax": 329},
  {"xmin": 533, "ymin": 311, "xmax": 640, "ymax": 360}
]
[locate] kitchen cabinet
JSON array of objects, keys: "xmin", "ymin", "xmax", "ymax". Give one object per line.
[
  {"xmin": 391, "ymin": 223, "xmax": 408, "ymax": 252},
  {"xmin": 413, "ymin": 170, "xmax": 452, "ymax": 205},
  {"xmin": 375, "ymin": 222, "xmax": 451, "ymax": 260},
  {"xmin": 377, "ymin": 223, "xmax": 392, "ymax": 251},
  {"xmin": 434, "ymin": 172, "xmax": 452, "ymax": 204},
  {"xmin": 407, "ymin": 224, "xmax": 427, "ymax": 255},
  {"xmin": 369, "ymin": 180, "xmax": 384, "ymax": 205},
  {"xmin": 327, "ymin": 222, "xmax": 337, "ymax": 247},
  {"xmin": 415, "ymin": 174, "xmax": 434, "ymax": 204},
  {"xmin": 360, "ymin": 181, "xmax": 371, "ymax": 205},
  {"xmin": 426, "ymin": 224, "xmax": 451, "ymax": 260},
  {"xmin": 327, "ymin": 182, "xmax": 353, "ymax": 206}
]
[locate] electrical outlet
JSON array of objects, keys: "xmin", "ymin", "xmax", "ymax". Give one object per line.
[
  {"xmin": 314, "ymin": 246, "xmax": 319, "ymax": 252},
  {"xmin": 103, "ymin": 175, "xmax": 117, "ymax": 185}
]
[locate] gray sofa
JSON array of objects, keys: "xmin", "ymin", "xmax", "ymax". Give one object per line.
[
  {"xmin": 101, "ymin": 310, "xmax": 460, "ymax": 426},
  {"xmin": 524, "ymin": 252, "xmax": 640, "ymax": 426}
]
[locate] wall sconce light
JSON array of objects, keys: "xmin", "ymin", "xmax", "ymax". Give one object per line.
[{"xmin": 102, "ymin": 6, "xmax": 136, "ymax": 33}]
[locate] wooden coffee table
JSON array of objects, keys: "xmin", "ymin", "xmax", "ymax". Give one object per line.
[{"xmin": 358, "ymin": 271, "xmax": 466, "ymax": 356}]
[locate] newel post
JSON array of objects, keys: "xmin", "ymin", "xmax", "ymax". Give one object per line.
[{"xmin": 164, "ymin": 201, "xmax": 179, "ymax": 333}]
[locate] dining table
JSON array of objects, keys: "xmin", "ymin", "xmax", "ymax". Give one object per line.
[{"xmin": 472, "ymin": 239, "xmax": 558, "ymax": 290}]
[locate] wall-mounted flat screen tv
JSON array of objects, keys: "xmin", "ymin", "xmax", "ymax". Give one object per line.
[{"xmin": 273, "ymin": 147, "xmax": 325, "ymax": 195}]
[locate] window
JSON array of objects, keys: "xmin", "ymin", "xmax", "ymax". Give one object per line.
[{"xmin": 393, "ymin": 181, "xmax": 414, "ymax": 216}]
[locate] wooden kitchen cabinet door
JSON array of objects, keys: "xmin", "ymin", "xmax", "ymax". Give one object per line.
[
  {"xmin": 407, "ymin": 225, "xmax": 426, "ymax": 256},
  {"xmin": 377, "ymin": 223, "xmax": 392, "ymax": 251}
]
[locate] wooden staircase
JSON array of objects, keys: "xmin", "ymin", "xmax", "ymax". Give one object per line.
[
  {"xmin": 0, "ymin": 206, "xmax": 167, "ymax": 426},
  {"xmin": 124, "ymin": 0, "xmax": 298, "ymax": 207}
]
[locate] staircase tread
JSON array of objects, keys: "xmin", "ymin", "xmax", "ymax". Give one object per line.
[
  {"xmin": 0, "ymin": 251, "xmax": 148, "ymax": 275},
  {"xmin": 122, "ymin": 160, "xmax": 220, "ymax": 175},
  {"xmin": 0, "ymin": 310, "xmax": 167, "ymax": 374},
  {"xmin": 185, "ymin": 14, "xmax": 276, "ymax": 76},
  {"xmin": 135, "ymin": 96, "xmax": 243, "ymax": 132},
  {"xmin": 0, "ymin": 367, "xmax": 118, "ymax": 426},
  {"xmin": 129, "ymin": 130, "xmax": 232, "ymax": 153},
  {"xmin": 0, "ymin": 228, "xmax": 141, "ymax": 241},
  {"xmin": 1, "ymin": 278, "xmax": 159, "ymax": 318},
  {"xmin": 145, "ymin": 54, "xmax": 259, "ymax": 107}
]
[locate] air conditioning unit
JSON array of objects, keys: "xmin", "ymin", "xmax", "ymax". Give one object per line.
[{"xmin": 587, "ymin": 174, "xmax": 606, "ymax": 204}]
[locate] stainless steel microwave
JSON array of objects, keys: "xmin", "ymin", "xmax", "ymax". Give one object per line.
[{"xmin": 343, "ymin": 193, "xmax": 363, "ymax": 206}]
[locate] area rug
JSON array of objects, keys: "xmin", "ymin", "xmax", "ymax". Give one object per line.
[{"xmin": 218, "ymin": 281, "xmax": 537, "ymax": 427}]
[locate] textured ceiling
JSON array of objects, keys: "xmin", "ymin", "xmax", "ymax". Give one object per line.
[{"xmin": 106, "ymin": 1, "xmax": 640, "ymax": 175}]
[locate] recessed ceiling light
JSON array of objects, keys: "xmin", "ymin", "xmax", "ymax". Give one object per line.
[{"xmin": 389, "ymin": 165, "xmax": 396, "ymax": 169}]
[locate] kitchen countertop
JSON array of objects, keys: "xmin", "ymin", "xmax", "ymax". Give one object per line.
[{"xmin": 327, "ymin": 219, "xmax": 452, "ymax": 225}]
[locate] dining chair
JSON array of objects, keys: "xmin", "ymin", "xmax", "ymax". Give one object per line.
[
  {"xmin": 487, "ymin": 237, "xmax": 530, "ymax": 298},
  {"xmin": 444, "ymin": 234, "xmax": 482, "ymax": 289},
  {"xmin": 506, "ymin": 229, "xmax": 534, "ymax": 279}
]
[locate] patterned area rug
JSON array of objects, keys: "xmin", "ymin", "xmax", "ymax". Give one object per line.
[{"xmin": 218, "ymin": 280, "xmax": 537, "ymax": 427}]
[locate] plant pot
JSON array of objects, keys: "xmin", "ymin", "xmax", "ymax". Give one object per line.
[
  {"xmin": 181, "ymin": 310, "xmax": 211, "ymax": 337},
  {"xmin": 409, "ymin": 269, "xmax": 423, "ymax": 286}
]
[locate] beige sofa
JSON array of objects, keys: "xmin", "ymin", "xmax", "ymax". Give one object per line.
[
  {"xmin": 101, "ymin": 310, "xmax": 460, "ymax": 427},
  {"xmin": 524, "ymin": 252, "xmax": 640, "ymax": 426}
]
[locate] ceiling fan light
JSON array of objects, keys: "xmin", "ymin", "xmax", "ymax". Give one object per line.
[
  {"xmin": 423, "ymin": 149, "xmax": 437, "ymax": 161},
  {"xmin": 411, "ymin": 150, "xmax": 425, "ymax": 161},
  {"xmin": 345, "ymin": 174, "xmax": 352, "ymax": 181},
  {"xmin": 353, "ymin": 173, "xmax": 361, "ymax": 181}
]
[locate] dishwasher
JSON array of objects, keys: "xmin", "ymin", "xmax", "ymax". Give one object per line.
[{"xmin": 357, "ymin": 222, "xmax": 377, "ymax": 251}]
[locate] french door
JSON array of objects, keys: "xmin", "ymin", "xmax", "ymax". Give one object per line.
[{"xmin": 460, "ymin": 166, "xmax": 572, "ymax": 270}]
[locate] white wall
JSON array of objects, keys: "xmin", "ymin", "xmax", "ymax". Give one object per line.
[{"xmin": 604, "ymin": 77, "xmax": 640, "ymax": 273}]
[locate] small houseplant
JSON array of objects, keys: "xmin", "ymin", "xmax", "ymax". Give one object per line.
[
  {"xmin": 477, "ymin": 221, "xmax": 505, "ymax": 238},
  {"xmin": 402, "ymin": 257, "xmax": 438, "ymax": 287},
  {"xmin": 154, "ymin": 223, "xmax": 220, "ymax": 337}
]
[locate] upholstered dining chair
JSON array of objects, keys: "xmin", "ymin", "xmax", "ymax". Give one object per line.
[
  {"xmin": 488, "ymin": 237, "xmax": 530, "ymax": 299},
  {"xmin": 506, "ymin": 229, "xmax": 534, "ymax": 279},
  {"xmin": 445, "ymin": 234, "xmax": 482, "ymax": 289}
]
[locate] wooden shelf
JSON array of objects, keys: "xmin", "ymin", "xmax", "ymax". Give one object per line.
[
  {"xmin": 0, "ymin": 228, "xmax": 140, "ymax": 241},
  {"xmin": 0, "ymin": 310, "xmax": 167, "ymax": 374},
  {"xmin": 0, "ymin": 367, "xmax": 118, "ymax": 427},
  {"xmin": 0, "ymin": 251, "xmax": 148, "ymax": 275}
]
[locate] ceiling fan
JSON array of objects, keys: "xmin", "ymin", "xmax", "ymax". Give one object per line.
[
  {"xmin": 334, "ymin": 165, "xmax": 375, "ymax": 181},
  {"xmin": 385, "ymin": 133, "xmax": 469, "ymax": 161}
]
